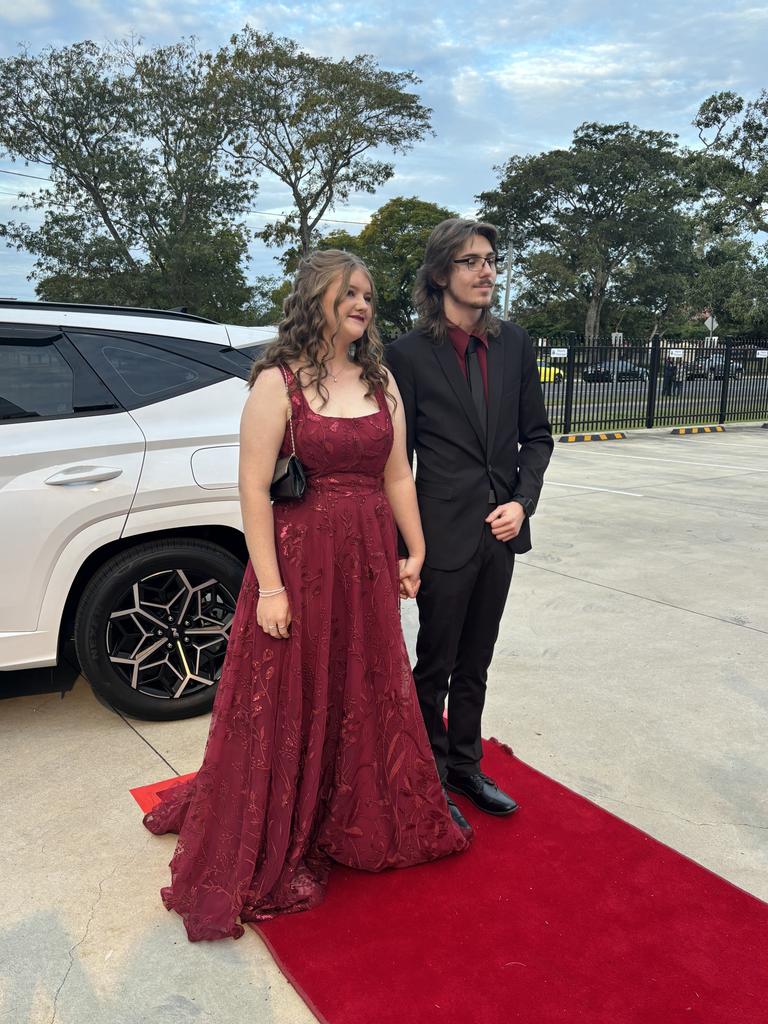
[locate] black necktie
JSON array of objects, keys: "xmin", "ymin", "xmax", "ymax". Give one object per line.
[{"xmin": 465, "ymin": 336, "xmax": 487, "ymax": 438}]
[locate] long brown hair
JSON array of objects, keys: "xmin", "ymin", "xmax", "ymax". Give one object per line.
[
  {"xmin": 412, "ymin": 218, "xmax": 502, "ymax": 344},
  {"xmin": 249, "ymin": 249, "xmax": 391, "ymax": 408}
]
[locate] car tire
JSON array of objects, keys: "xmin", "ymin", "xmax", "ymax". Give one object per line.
[{"xmin": 74, "ymin": 539, "xmax": 245, "ymax": 720}]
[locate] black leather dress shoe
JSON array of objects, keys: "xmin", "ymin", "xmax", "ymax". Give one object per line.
[
  {"xmin": 442, "ymin": 786, "xmax": 470, "ymax": 830},
  {"xmin": 446, "ymin": 772, "xmax": 519, "ymax": 816}
]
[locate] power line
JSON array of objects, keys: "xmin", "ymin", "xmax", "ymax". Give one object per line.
[
  {"xmin": 0, "ymin": 168, "xmax": 51, "ymax": 182},
  {"xmin": 0, "ymin": 168, "xmax": 369, "ymax": 226}
]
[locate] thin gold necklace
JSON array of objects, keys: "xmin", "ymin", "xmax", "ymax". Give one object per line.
[{"xmin": 328, "ymin": 347, "xmax": 356, "ymax": 383}]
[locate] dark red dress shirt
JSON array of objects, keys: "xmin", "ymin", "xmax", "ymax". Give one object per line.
[{"xmin": 447, "ymin": 325, "xmax": 489, "ymax": 401}]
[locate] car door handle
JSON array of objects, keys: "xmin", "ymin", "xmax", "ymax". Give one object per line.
[{"xmin": 44, "ymin": 466, "xmax": 124, "ymax": 486}]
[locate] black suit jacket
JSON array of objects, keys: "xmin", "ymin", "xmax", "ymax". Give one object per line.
[{"xmin": 386, "ymin": 321, "xmax": 553, "ymax": 571}]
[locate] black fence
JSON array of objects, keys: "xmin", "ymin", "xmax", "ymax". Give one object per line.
[{"xmin": 534, "ymin": 336, "xmax": 768, "ymax": 434}]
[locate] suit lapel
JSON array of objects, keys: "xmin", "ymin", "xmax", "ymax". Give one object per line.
[
  {"xmin": 433, "ymin": 340, "xmax": 486, "ymax": 450},
  {"xmin": 486, "ymin": 330, "xmax": 505, "ymax": 456}
]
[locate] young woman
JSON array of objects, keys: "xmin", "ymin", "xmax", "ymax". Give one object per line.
[{"xmin": 143, "ymin": 250, "xmax": 470, "ymax": 941}]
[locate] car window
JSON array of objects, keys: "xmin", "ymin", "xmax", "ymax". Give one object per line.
[
  {"xmin": 67, "ymin": 331, "xmax": 232, "ymax": 410},
  {"xmin": 0, "ymin": 332, "xmax": 118, "ymax": 423},
  {"xmin": 103, "ymin": 332, "xmax": 253, "ymax": 380}
]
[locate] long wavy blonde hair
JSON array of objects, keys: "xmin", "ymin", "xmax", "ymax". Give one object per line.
[{"xmin": 249, "ymin": 249, "xmax": 392, "ymax": 408}]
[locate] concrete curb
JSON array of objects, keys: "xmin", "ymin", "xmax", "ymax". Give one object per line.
[
  {"xmin": 559, "ymin": 432, "xmax": 627, "ymax": 443},
  {"xmin": 670, "ymin": 425, "xmax": 726, "ymax": 435},
  {"xmin": 556, "ymin": 421, "xmax": 765, "ymax": 442}
]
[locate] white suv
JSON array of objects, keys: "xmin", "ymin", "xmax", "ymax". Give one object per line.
[{"xmin": 1, "ymin": 300, "xmax": 273, "ymax": 720}]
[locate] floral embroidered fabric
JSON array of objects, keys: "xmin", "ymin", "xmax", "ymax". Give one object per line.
[{"xmin": 143, "ymin": 370, "xmax": 470, "ymax": 941}]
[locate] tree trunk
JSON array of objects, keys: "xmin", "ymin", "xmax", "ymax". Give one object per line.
[{"xmin": 584, "ymin": 269, "xmax": 609, "ymax": 340}]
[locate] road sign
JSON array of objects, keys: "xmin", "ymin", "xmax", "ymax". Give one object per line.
[
  {"xmin": 611, "ymin": 332, "xmax": 624, "ymax": 345},
  {"xmin": 704, "ymin": 315, "xmax": 718, "ymax": 332}
]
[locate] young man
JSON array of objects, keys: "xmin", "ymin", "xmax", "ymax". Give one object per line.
[{"xmin": 386, "ymin": 218, "xmax": 553, "ymax": 829}]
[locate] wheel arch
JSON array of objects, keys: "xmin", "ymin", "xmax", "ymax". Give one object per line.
[{"xmin": 59, "ymin": 525, "xmax": 248, "ymax": 659}]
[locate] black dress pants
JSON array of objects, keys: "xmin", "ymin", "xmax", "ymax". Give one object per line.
[{"xmin": 414, "ymin": 524, "xmax": 515, "ymax": 784}]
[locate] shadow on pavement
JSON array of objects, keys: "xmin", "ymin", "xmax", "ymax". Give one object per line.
[{"xmin": 0, "ymin": 642, "xmax": 80, "ymax": 701}]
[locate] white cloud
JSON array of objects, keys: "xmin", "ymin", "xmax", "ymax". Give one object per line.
[{"xmin": 0, "ymin": 0, "xmax": 52, "ymax": 24}]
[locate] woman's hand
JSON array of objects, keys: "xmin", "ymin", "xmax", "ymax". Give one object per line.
[
  {"xmin": 257, "ymin": 592, "xmax": 292, "ymax": 639},
  {"xmin": 398, "ymin": 556, "xmax": 424, "ymax": 599}
]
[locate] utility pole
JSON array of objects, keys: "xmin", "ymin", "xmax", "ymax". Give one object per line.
[{"xmin": 502, "ymin": 235, "xmax": 513, "ymax": 320}]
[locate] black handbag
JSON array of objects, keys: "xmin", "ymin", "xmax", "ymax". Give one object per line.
[{"xmin": 270, "ymin": 365, "xmax": 307, "ymax": 501}]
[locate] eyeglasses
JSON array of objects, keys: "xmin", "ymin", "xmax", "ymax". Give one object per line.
[{"xmin": 452, "ymin": 255, "xmax": 503, "ymax": 273}]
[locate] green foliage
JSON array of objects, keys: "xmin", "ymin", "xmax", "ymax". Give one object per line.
[
  {"xmin": 687, "ymin": 238, "xmax": 768, "ymax": 336},
  {"xmin": 225, "ymin": 29, "xmax": 433, "ymax": 255},
  {"xmin": 693, "ymin": 90, "xmax": 768, "ymax": 235},
  {"xmin": 0, "ymin": 38, "xmax": 255, "ymax": 318},
  {"xmin": 319, "ymin": 196, "xmax": 457, "ymax": 338},
  {"xmin": 478, "ymin": 122, "xmax": 696, "ymax": 339},
  {"xmin": 238, "ymin": 276, "xmax": 291, "ymax": 326}
]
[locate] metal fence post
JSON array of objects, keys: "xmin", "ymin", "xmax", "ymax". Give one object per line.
[
  {"xmin": 563, "ymin": 343, "xmax": 576, "ymax": 433},
  {"xmin": 718, "ymin": 339, "xmax": 733, "ymax": 424},
  {"xmin": 645, "ymin": 335, "xmax": 661, "ymax": 428}
]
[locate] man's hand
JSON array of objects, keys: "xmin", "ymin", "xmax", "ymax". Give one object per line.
[{"xmin": 485, "ymin": 501, "xmax": 526, "ymax": 542}]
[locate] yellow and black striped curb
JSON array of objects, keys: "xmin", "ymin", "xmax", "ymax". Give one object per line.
[
  {"xmin": 671, "ymin": 425, "xmax": 725, "ymax": 435},
  {"xmin": 559, "ymin": 432, "xmax": 627, "ymax": 443}
]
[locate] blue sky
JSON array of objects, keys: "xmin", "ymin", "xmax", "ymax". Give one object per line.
[{"xmin": 1, "ymin": 0, "xmax": 766, "ymax": 300}]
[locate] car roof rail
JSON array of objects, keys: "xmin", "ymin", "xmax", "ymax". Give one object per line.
[{"xmin": 0, "ymin": 298, "xmax": 218, "ymax": 324}]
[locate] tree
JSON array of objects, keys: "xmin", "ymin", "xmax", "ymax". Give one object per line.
[
  {"xmin": 320, "ymin": 196, "xmax": 456, "ymax": 337},
  {"xmin": 685, "ymin": 237, "xmax": 768, "ymax": 336},
  {"xmin": 693, "ymin": 90, "xmax": 768, "ymax": 235},
  {"xmin": 477, "ymin": 122, "xmax": 694, "ymax": 339},
  {"xmin": 609, "ymin": 217, "xmax": 699, "ymax": 339},
  {"xmin": 240, "ymin": 275, "xmax": 291, "ymax": 325},
  {"xmin": 225, "ymin": 29, "xmax": 432, "ymax": 257},
  {"xmin": 0, "ymin": 39, "xmax": 255, "ymax": 318}
]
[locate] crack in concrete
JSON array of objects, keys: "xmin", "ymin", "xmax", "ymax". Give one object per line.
[
  {"xmin": 588, "ymin": 792, "xmax": 768, "ymax": 831},
  {"xmin": 46, "ymin": 834, "xmax": 160, "ymax": 1022},
  {"xmin": 517, "ymin": 560, "xmax": 768, "ymax": 635},
  {"xmin": 48, "ymin": 863, "xmax": 120, "ymax": 1024}
]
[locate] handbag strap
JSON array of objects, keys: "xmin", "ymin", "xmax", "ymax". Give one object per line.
[{"xmin": 279, "ymin": 363, "xmax": 297, "ymax": 456}]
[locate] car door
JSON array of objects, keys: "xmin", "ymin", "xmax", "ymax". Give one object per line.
[
  {"xmin": 0, "ymin": 327, "xmax": 145, "ymax": 632},
  {"xmin": 64, "ymin": 330, "xmax": 249, "ymax": 526}
]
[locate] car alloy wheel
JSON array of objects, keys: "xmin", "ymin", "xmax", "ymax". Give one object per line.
[
  {"xmin": 75, "ymin": 539, "xmax": 245, "ymax": 720},
  {"xmin": 107, "ymin": 568, "xmax": 236, "ymax": 702}
]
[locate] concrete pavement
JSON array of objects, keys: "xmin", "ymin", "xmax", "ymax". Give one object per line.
[{"xmin": 2, "ymin": 425, "xmax": 766, "ymax": 1023}]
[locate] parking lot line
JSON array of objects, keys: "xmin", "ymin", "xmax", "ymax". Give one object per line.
[
  {"xmin": 626, "ymin": 437, "xmax": 768, "ymax": 452},
  {"xmin": 564, "ymin": 449, "xmax": 768, "ymax": 473},
  {"xmin": 547, "ymin": 481, "xmax": 644, "ymax": 497}
]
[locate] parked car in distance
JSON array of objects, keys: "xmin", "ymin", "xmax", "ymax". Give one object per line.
[
  {"xmin": 537, "ymin": 362, "xmax": 564, "ymax": 383},
  {"xmin": 1, "ymin": 299, "xmax": 276, "ymax": 721},
  {"xmin": 685, "ymin": 354, "xmax": 744, "ymax": 380},
  {"xmin": 582, "ymin": 360, "xmax": 648, "ymax": 383}
]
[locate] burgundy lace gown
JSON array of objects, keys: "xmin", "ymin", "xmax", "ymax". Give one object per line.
[{"xmin": 143, "ymin": 372, "xmax": 470, "ymax": 941}]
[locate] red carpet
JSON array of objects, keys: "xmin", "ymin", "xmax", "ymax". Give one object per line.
[{"xmin": 131, "ymin": 739, "xmax": 768, "ymax": 1024}]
